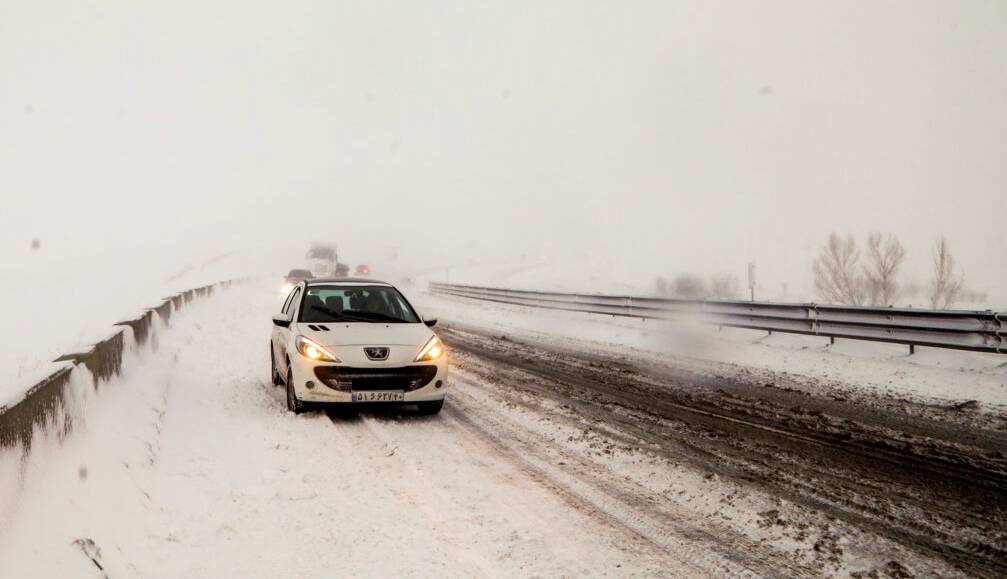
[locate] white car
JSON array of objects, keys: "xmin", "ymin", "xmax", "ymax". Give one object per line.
[{"xmin": 270, "ymin": 278, "xmax": 447, "ymax": 415}]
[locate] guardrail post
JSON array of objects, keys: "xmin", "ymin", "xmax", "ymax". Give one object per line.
[
  {"xmin": 809, "ymin": 305, "xmax": 819, "ymax": 336},
  {"xmin": 997, "ymin": 312, "xmax": 1006, "ymax": 354}
]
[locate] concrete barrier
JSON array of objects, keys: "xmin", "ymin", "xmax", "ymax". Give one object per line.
[
  {"xmin": 0, "ymin": 281, "xmax": 235, "ymax": 456},
  {"xmin": 0, "ymin": 367, "xmax": 74, "ymax": 450}
]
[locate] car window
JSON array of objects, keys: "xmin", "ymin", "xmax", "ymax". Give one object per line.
[
  {"xmin": 282, "ymin": 287, "xmax": 301, "ymax": 316},
  {"xmin": 300, "ymin": 285, "xmax": 420, "ymax": 323}
]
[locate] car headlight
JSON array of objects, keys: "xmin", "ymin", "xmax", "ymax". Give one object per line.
[
  {"xmin": 295, "ymin": 335, "xmax": 341, "ymax": 362},
  {"xmin": 281, "ymin": 283, "xmax": 293, "ymax": 294},
  {"xmin": 414, "ymin": 336, "xmax": 445, "ymax": 362}
]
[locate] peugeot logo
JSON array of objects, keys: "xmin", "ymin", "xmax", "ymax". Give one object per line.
[{"xmin": 364, "ymin": 347, "xmax": 389, "ymax": 361}]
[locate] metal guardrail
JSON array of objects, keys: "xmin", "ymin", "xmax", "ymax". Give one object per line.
[{"xmin": 429, "ymin": 282, "xmax": 1007, "ymax": 354}]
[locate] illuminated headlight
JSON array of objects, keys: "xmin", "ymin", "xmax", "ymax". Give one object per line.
[
  {"xmin": 414, "ymin": 336, "xmax": 445, "ymax": 362},
  {"xmin": 281, "ymin": 283, "xmax": 293, "ymax": 294},
  {"xmin": 295, "ymin": 335, "xmax": 341, "ymax": 362}
]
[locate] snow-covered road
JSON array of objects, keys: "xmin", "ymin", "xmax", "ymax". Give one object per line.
[{"xmin": 2, "ymin": 280, "xmax": 1004, "ymax": 577}]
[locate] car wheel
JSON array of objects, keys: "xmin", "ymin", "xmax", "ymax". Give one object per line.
[
  {"xmin": 270, "ymin": 346, "xmax": 283, "ymax": 386},
  {"xmin": 416, "ymin": 399, "xmax": 444, "ymax": 415},
  {"xmin": 286, "ymin": 371, "xmax": 305, "ymax": 414}
]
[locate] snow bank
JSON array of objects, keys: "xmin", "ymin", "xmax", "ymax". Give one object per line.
[
  {"xmin": 0, "ymin": 298, "xmax": 211, "ymax": 575},
  {"xmin": 0, "ymin": 277, "xmax": 243, "ymax": 553}
]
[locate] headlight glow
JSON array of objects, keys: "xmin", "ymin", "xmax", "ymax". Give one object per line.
[
  {"xmin": 281, "ymin": 283, "xmax": 294, "ymax": 294},
  {"xmin": 414, "ymin": 336, "xmax": 445, "ymax": 362},
  {"xmin": 295, "ymin": 335, "xmax": 340, "ymax": 362}
]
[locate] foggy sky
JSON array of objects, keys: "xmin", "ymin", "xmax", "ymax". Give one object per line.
[{"xmin": 2, "ymin": 1, "xmax": 1005, "ymax": 298}]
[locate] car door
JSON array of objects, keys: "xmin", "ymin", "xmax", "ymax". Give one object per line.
[
  {"xmin": 273, "ymin": 285, "xmax": 300, "ymax": 371},
  {"xmin": 278, "ymin": 285, "xmax": 302, "ymax": 380}
]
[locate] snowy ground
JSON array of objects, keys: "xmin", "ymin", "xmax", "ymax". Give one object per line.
[{"xmin": 2, "ymin": 278, "xmax": 1003, "ymax": 577}]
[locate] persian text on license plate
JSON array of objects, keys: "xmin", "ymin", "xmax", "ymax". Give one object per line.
[{"xmin": 351, "ymin": 391, "xmax": 405, "ymax": 402}]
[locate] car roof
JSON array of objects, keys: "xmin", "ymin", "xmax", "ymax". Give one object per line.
[{"xmin": 305, "ymin": 277, "xmax": 392, "ymax": 286}]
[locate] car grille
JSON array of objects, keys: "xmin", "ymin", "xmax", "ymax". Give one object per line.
[{"xmin": 313, "ymin": 366, "xmax": 438, "ymax": 392}]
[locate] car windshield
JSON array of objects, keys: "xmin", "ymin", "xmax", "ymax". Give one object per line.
[{"xmin": 299, "ymin": 285, "xmax": 420, "ymax": 324}]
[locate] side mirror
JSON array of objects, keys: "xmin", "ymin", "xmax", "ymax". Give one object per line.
[
  {"xmin": 423, "ymin": 318, "xmax": 438, "ymax": 327},
  {"xmin": 272, "ymin": 314, "xmax": 292, "ymax": 328}
]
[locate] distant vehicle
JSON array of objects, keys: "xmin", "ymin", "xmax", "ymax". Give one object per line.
[
  {"xmin": 306, "ymin": 243, "xmax": 338, "ymax": 277},
  {"xmin": 281, "ymin": 269, "xmax": 313, "ymax": 294},
  {"xmin": 335, "ymin": 262, "xmax": 351, "ymax": 277},
  {"xmin": 354, "ymin": 264, "xmax": 371, "ymax": 276},
  {"xmin": 270, "ymin": 278, "xmax": 447, "ymax": 415}
]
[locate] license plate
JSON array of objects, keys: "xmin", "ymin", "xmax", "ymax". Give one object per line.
[{"xmin": 351, "ymin": 391, "xmax": 405, "ymax": 402}]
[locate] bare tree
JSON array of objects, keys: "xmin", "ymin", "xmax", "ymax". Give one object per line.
[
  {"xmin": 671, "ymin": 273, "xmax": 707, "ymax": 299},
  {"xmin": 708, "ymin": 273, "xmax": 739, "ymax": 299},
  {"xmin": 813, "ymin": 233, "xmax": 865, "ymax": 305},
  {"xmin": 862, "ymin": 232, "xmax": 906, "ymax": 306},
  {"xmin": 929, "ymin": 237, "xmax": 964, "ymax": 309}
]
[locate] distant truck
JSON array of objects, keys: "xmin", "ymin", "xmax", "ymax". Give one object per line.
[{"xmin": 306, "ymin": 243, "xmax": 338, "ymax": 277}]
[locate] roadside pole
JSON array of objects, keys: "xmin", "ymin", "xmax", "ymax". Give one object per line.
[{"xmin": 747, "ymin": 262, "xmax": 756, "ymax": 302}]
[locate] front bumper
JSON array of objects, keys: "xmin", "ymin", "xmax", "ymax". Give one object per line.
[{"xmin": 289, "ymin": 357, "xmax": 448, "ymax": 403}]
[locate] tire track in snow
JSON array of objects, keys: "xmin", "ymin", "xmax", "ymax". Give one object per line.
[
  {"xmin": 446, "ymin": 371, "xmax": 824, "ymax": 577},
  {"xmin": 326, "ymin": 409, "xmax": 681, "ymax": 576},
  {"xmin": 324, "ymin": 413, "xmax": 497, "ymax": 577},
  {"xmin": 437, "ymin": 380, "xmax": 790, "ymax": 577}
]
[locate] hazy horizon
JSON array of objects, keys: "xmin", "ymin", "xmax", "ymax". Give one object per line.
[{"xmin": 3, "ymin": 1, "xmax": 1005, "ymax": 303}]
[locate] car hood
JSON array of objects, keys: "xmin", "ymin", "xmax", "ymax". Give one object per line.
[
  {"xmin": 295, "ymin": 322, "xmax": 435, "ymax": 366},
  {"xmin": 295, "ymin": 322, "xmax": 433, "ymax": 348}
]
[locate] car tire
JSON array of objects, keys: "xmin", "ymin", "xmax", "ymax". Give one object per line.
[
  {"xmin": 286, "ymin": 370, "xmax": 306, "ymax": 415},
  {"xmin": 270, "ymin": 346, "xmax": 283, "ymax": 386},
  {"xmin": 416, "ymin": 399, "xmax": 444, "ymax": 415}
]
